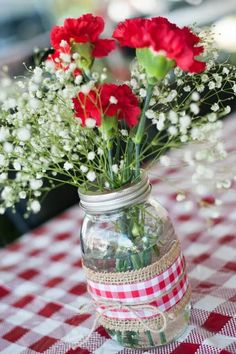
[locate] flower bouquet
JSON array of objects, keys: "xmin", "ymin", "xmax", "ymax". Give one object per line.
[{"xmin": 0, "ymin": 14, "xmax": 236, "ymax": 349}]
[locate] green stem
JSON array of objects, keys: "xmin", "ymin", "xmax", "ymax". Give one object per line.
[
  {"xmin": 107, "ymin": 140, "xmax": 114, "ymax": 187},
  {"xmin": 134, "ymin": 84, "xmax": 154, "ymax": 178},
  {"xmin": 146, "ymin": 330, "xmax": 155, "ymax": 347},
  {"xmin": 135, "ymin": 143, "xmax": 140, "ymax": 179}
]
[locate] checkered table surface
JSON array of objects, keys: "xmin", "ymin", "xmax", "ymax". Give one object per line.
[{"xmin": 0, "ymin": 117, "xmax": 236, "ymax": 354}]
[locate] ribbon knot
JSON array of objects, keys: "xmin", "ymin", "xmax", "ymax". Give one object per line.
[{"xmin": 71, "ymin": 296, "xmax": 168, "ymax": 349}]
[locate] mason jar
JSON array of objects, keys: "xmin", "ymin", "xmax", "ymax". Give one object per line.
[{"xmin": 79, "ymin": 173, "xmax": 191, "ymax": 349}]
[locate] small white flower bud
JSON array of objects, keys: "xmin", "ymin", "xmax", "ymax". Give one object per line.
[
  {"xmin": 109, "ymin": 96, "xmax": 118, "ymax": 104},
  {"xmin": 17, "ymin": 127, "xmax": 31, "ymax": 141},
  {"xmin": 64, "ymin": 162, "xmax": 73, "ymax": 171},
  {"xmin": 86, "ymin": 171, "xmax": 96, "ymax": 182},
  {"xmin": 87, "ymin": 152, "xmax": 95, "ymax": 161},
  {"xmin": 30, "ymin": 200, "xmax": 41, "ymax": 213}
]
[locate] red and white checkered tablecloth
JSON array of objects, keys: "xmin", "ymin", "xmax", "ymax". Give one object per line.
[{"xmin": 0, "ymin": 116, "xmax": 236, "ymax": 354}]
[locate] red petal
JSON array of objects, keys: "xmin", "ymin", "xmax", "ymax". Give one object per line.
[
  {"xmin": 188, "ymin": 60, "xmax": 206, "ymax": 73},
  {"xmin": 92, "ymin": 39, "xmax": 116, "ymax": 57},
  {"xmin": 50, "ymin": 26, "xmax": 69, "ymax": 49},
  {"xmin": 113, "ymin": 18, "xmax": 151, "ymax": 48},
  {"xmin": 64, "ymin": 14, "xmax": 104, "ymax": 43},
  {"xmin": 72, "ymin": 90, "xmax": 102, "ymax": 127}
]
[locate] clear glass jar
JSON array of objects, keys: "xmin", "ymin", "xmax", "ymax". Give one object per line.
[{"xmin": 79, "ymin": 173, "xmax": 191, "ymax": 349}]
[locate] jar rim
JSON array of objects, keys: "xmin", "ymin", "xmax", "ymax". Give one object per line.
[{"xmin": 78, "ymin": 171, "xmax": 151, "ymax": 214}]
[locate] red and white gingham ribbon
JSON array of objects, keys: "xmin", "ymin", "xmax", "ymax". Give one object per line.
[{"xmin": 87, "ymin": 252, "xmax": 189, "ymax": 320}]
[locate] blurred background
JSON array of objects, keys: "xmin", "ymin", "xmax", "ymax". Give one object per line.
[{"xmin": 1, "ymin": 0, "xmax": 236, "ymax": 246}]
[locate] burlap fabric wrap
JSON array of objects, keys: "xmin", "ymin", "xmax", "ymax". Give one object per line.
[{"xmin": 83, "ymin": 240, "xmax": 191, "ymax": 347}]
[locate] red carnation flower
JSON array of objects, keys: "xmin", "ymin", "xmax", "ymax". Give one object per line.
[
  {"xmin": 72, "ymin": 84, "xmax": 140, "ymax": 128},
  {"xmin": 72, "ymin": 90, "xmax": 102, "ymax": 127},
  {"xmin": 113, "ymin": 17, "xmax": 206, "ymax": 74},
  {"xmin": 50, "ymin": 14, "xmax": 115, "ymax": 58},
  {"xmin": 149, "ymin": 17, "xmax": 206, "ymax": 73},
  {"xmin": 101, "ymin": 84, "xmax": 141, "ymax": 127}
]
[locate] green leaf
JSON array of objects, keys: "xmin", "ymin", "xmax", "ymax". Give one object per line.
[{"xmin": 136, "ymin": 48, "xmax": 175, "ymax": 82}]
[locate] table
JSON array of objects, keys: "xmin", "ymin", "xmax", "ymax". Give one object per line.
[{"xmin": 0, "ymin": 117, "xmax": 236, "ymax": 354}]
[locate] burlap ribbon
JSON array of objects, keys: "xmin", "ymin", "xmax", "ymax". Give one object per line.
[{"xmin": 82, "ymin": 240, "xmax": 191, "ymax": 334}]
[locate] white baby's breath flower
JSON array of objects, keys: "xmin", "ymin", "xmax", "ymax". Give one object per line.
[
  {"xmin": 80, "ymin": 165, "xmax": 88, "ymax": 173},
  {"xmin": 100, "ymin": 73, "xmax": 107, "ymax": 81},
  {"xmin": 75, "ymin": 75, "xmax": 83, "ymax": 85},
  {"xmin": 208, "ymin": 81, "xmax": 215, "ymax": 90},
  {"xmin": 149, "ymin": 98, "xmax": 156, "ymax": 106},
  {"xmin": 2, "ymin": 98, "xmax": 17, "ymax": 110},
  {"xmin": 168, "ymin": 111, "xmax": 178, "ymax": 124},
  {"xmin": 211, "ymin": 103, "xmax": 219, "ymax": 112},
  {"xmin": 16, "ymin": 127, "xmax": 31, "ymax": 141},
  {"xmin": 59, "ymin": 53, "xmax": 71, "ymax": 63},
  {"xmin": 13, "ymin": 161, "xmax": 21, "ymax": 171},
  {"xmin": 166, "ymin": 90, "xmax": 177, "ymax": 102},
  {"xmin": 30, "ymin": 200, "xmax": 41, "ymax": 213},
  {"xmin": 183, "ymin": 85, "xmax": 191, "ymax": 92},
  {"xmin": 87, "ymin": 151, "xmax": 95, "ymax": 160},
  {"xmin": 191, "ymin": 92, "xmax": 200, "ymax": 101},
  {"xmin": 58, "ymin": 40, "xmax": 67, "ymax": 49},
  {"xmin": 155, "ymin": 119, "xmax": 165, "ymax": 131},
  {"xmin": 190, "ymin": 103, "xmax": 199, "ymax": 115},
  {"xmin": 180, "ymin": 135, "xmax": 188, "ymax": 143},
  {"xmin": 33, "ymin": 67, "xmax": 43, "ymax": 78},
  {"xmin": 0, "ymin": 173, "xmax": 7, "ymax": 181},
  {"xmin": 121, "ymin": 129, "xmax": 128, "ymax": 137},
  {"xmin": 80, "ymin": 84, "xmax": 92, "ymax": 94},
  {"xmin": 64, "ymin": 162, "xmax": 73, "ymax": 171},
  {"xmin": 36, "ymin": 90, "xmax": 43, "ymax": 99},
  {"xmin": 72, "ymin": 53, "xmax": 80, "ymax": 60},
  {"xmin": 29, "ymin": 82, "xmax": 38, "ymax": 92},
  {"xmin": 168, "ymin": 126, "xmax": 178, "ymax": 136},
  {"xmin": 112, "ymin": 164, "xmax": 119, "ymax": 174},
  {"xmin": 0, "ymin": 127, "xmax": 10, "ymax": 142},
  {"xmin": 1, "ymin": 186, "xmax": 12, "ymax": 200},
  {"xmin": 224, "ymin": 105, "xmax": 231, "ymax": 115},
  {"xmin": 97, "ymin": 148, "xmax": 104, "ymax": 155},
  {"xmin": 45, "ymin": 60, "xmax": 56, "ymax": 72},
  {"xmin": 0, "ymin": 207, "xmax": 5, "ymax": 215},
  {"xmin": 208, "ymin": 113, "xmax": 217, "ymax": 122},
  {"xmin": 29, "ymin": 98, "xmax": 41, "ymax": 111},
  {"xmin": 179, "ymin": 115, "xmax": 191, "ymax": 129},
  {"xmin": 130, "ymin": 78, "xmax": 138, "ymax": 89},
  {"xmin": 222, "ymin": 67, "xmax": 229, "ymax": 75},
  {"xmin": 30, "ymin": 179, "xmax": 43, "ymax": 190},
  {"xmin": 19, "ymin": 191, "xmax": 27, "ymax": 199},
  {"xmin": 3, "ymin": 142, "xmax": 13, "ymax": 153},
  {"xmin": 140, "ymin": 88, "xmax": 147, "ymax": 98},
  {"xmin": 87, "ymin": 171, "xmax": 96, "ymax": 182},
  {"xmin": 109, "ymin": 96, "xmax": 118, "ymax": 104},
  {"xmin": 85, "ymin": 118, "xmax": 96, "ymax": 128},
  {"xmin": 201, "ymin": 74, "xmax": 208, "ymax": 83},
  {"xmin": 145, "ymin": 110, "xmax": 155, "ymax": 119}
]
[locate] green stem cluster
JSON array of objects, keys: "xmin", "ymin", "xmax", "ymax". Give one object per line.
[{"xmin": 134, "ymin": 84, "xmax": 155, "ymax": 178}]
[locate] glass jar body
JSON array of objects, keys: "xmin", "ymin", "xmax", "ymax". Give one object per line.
[{"xmin": 80, "ymin": 191, "xmax": 191, "ymax": 349}]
